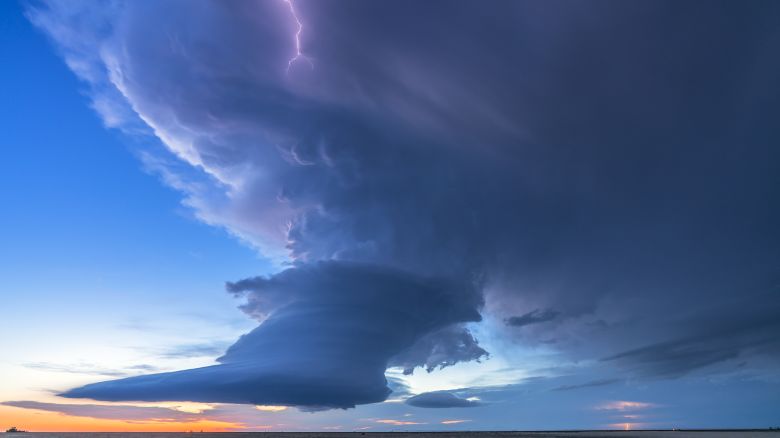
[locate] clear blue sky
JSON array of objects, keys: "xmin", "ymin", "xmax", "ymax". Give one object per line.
[{"xmin": 0, "ymin": 0, "xmax": 262, "ymax": 419}]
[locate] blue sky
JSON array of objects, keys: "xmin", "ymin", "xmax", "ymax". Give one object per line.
[
  {"xmin": 1, "ymin": 0, "xmax": 261, "ymax": 420},
  {"xmin": 1, "ymin": 0, "xmax": 780, "ymax": 431}
]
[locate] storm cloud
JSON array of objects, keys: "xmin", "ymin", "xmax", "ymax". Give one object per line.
[{"xmin": 30, "ymin": 0, "xmax": 780, "ymax": 409}]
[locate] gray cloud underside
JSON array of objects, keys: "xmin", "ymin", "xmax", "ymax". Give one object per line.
[
  {"xmin": 603, "ymin": 310, "xmax": 780, "ymax": 378},
  {"xmin": 29, "ymin": 0, "xmax": 780, "ymax": 408}
]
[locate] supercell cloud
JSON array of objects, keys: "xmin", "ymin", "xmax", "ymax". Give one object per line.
[{"xmin": 30, "ymin": 0, "xmax": 780, "ymax": 408}]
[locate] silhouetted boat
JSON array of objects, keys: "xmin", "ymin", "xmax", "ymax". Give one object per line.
[{"xmin": 5, "ymin": 427, "xmax": 26, "ymax": 433}]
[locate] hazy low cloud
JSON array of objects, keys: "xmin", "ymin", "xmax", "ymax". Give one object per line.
[
  {"xmin": 1, "ymin": 401, "xmax": 201, "ymax": 423},
  {"xmin": 595, "ymin": 401, "xmax": 655, "ymax": 412}
]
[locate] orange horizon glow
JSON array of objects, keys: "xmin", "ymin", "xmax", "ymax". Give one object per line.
[
  {"xmin": 606, "ymin": 422, "xmax": 650, "ymax": 431},
  {"xmin": 0, "ymin": 406, "xmax": 245, "ymax": 432}
]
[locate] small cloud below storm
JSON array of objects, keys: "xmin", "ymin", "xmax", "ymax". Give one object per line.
[{"xmin": 405, "ymin": 391, "xmax": 482, "ymax": 408}]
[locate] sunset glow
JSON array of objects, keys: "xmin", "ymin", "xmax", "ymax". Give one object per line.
[{"xmin": 0, "ymin": 405, "xmax": 243, "ymax": 432}]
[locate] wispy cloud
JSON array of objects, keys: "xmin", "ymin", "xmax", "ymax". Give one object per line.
[
  {"xmin": 2, "ymin": 401, "xmax": 205, "ymax": 423},
  {"xmin": 156, "ymin": 342, "xmax": 230, "ymax": 359},
  {"xmin": 255, "ymin": 405, "xmax": 287, "ymax": 412},
  {"xmin": 595, "ymin": 401, "xmax": 655, "ymax": 411},
  {"xmin": 23, "ymin": 362, "xmax": 160, "ymax": 378},
  {"xmin": 505, "ymin": 308, "xmax": 560, "ymax": 328},
  {"xmin": 553, "ymin": 378, "xmax": 622, "ymax": 391},
  {"xmin": 375, "ymin": 419, "xmax": 426, "ymax": 426}
]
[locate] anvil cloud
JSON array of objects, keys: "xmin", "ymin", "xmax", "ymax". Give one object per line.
[{"xmin": 28, "ymin": 0, "xmax": 780, "ymax": 410}]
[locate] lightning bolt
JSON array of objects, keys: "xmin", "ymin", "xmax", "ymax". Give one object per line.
[{"xmin": 283, "ymin": 0, "xmax": 313, "ymax": 73}]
